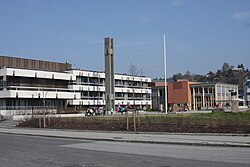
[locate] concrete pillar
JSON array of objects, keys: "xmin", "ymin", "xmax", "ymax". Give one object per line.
[
  {"xmin": 192, "ymin": 87, "xmax": 196, "ymax": 110},
  {"xmin": 104, "ymin": 37, "xmax": 115, "ymax": 114},
  {"xmin": 202, "ymin": 87, "xmax": 205, "ymax": 109},
  {"xmin": 3, "ymin": 75, "xmax": 7, "ymax": 91},
  {"xmin": 231, "ymin": 100, "xmax": 239, "ymax": 112}
]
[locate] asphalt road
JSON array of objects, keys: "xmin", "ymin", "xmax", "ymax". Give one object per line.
[{"xmin": 0, "ymin": 133, "xmax": 249, "ymax": 167}]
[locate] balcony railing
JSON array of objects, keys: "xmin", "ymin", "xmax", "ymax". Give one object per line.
[{"xmin": 0, "ymin": 86, "xmax": 76, "ymax": 93}]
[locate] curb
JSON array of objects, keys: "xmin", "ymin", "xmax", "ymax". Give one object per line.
[{"xmin": 1, "ymin": 131, "xmax": 250, "ymax": 148}]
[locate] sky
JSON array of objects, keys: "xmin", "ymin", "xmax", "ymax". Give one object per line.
[{"xmin": 0, "ymin": 0, "xmax": 250, "ymax": 78}]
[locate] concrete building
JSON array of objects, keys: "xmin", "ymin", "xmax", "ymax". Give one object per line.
[
  {"xmin": 0, "ymin": 56, "xmax": 76, "ymax": 114},
  {"xmin": 68, "ymin": 69, "xmax": 151, "ymax": 110},
  {"xmin": 0, "ymin": 55, "xmax": 151, "ymax": 115},
  {"xmin": 243, "ymin": 77, "xmax": 250, "ymax": 107}
]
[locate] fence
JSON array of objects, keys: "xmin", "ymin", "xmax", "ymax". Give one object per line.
[{"xmin": 0, "ymin": 106, "xmax": 57, "ymax": 116}]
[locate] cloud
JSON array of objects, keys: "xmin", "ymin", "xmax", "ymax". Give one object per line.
[
  {"xmin": 245, "ymin": 22, "xmax": 250, "ymax": 27},
  {"xmin": 171, "ymin": 0, "xmax": 186, "ymax": 6},
  {"xmin": 232, "ymin": 11, "xmax": 250, "ymax": 21},
  {"xmin": 67, "ymin": 34, "xmax": 102, "ymax": 45},
  {"xmin": 232, "ymin": 11, "xmax": 250, "ymax": 28},
  {"xmin": 118, "ymin": 40, "xmax": 149, "ymax": 48},
  {"xmin": 138, "ymin": 14, "xmax": 160, "ymax": 23}
]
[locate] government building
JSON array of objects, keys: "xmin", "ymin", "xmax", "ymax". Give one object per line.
[{"xmin": 0, "ymin": 55, "xmax": 151, "ymax": 114}]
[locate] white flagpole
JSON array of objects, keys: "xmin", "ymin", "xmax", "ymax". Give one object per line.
[{"xmin": 163, "ymin": 34, "xmax": 168, "ymax": 113}]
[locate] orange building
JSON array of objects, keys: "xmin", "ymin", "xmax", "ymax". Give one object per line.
[
  {"xmin": 168, "ymin": 80, "xmax": 199, "ymax": 111},
  {"xmin": 151, "ymin": 80, "xmax": 239, "ymax": 111}
]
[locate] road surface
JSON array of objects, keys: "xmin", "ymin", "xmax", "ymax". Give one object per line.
[{"xmin": 0, "ymin": 133, "xmax": 249, "ymax": 167}]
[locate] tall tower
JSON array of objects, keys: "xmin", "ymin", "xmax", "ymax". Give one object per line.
[{"xmin": 104, "ymin": 37, "xmax": 115, "ymax": 113}]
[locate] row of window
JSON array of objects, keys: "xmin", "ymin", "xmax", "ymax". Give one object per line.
[
  {"xmin": 75, "ymin": 76, "xmax": 149, "ymax": 88},
  {"xmin": 80, "ymin": 91, "xmax": 150, "ymax": 98}
]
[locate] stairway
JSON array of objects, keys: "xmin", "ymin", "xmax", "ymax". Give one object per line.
[{"xmin": 0, "ymin": 117, "xmax": 21, "ymax": 128}]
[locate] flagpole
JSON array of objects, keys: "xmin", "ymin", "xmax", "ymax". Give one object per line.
[{"xmin": 163, "ymin": 34, "xmax": 168, "ymax": 113}]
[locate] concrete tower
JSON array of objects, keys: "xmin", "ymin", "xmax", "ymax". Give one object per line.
[{"xmin": 104, "ymin": 37, "xmax": 115, "ymax": 113}]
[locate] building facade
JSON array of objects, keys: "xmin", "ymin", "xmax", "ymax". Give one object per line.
[
  {"xmin": 168, "ymin": 80, "xmax": 199, "ymax": 111},
  {"xmin": 0, "ymin": 56, "xmax": 151, "ymax": 114},
  {"xmin": 149, "ymin": 81, "xmax": 166, "ymax": 110},
  {"xmin": 243, "ymin": 77, "xmax": 250, "ymax": 107},
  {"xmin": 150, "ymin": 80, "xmax": 238, "ymax": 111},
  {"xmin": 191, "ymin": 83, "xmax": 238, "ymax": 110},
  {"xmin": 0, "ymin": 67, "xmax": 78, "ymax": 111},
  {"xmin": 68, "ymin": 69, "xmax": 151, "ymax": 110}
]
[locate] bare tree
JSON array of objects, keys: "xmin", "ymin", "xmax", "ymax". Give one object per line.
[
  {"xmin": 128, "ymin": 62, "xmax": 140, "ymax": 110},
  {"xmin": 128, "ymin": 62, "xmax": 140, "ymax": 77},
  {"xmin": 128, "ymin": 62, "xmax": 140, "ymax": 132}
]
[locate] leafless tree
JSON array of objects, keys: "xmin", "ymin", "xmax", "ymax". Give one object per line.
[
  {"xmin": 128, "ymin": 62, "xmax": 140, "ymax": 77},
  {"xmin": 128, "ymin": 62, "xmax": 141, "ymax": 132}
]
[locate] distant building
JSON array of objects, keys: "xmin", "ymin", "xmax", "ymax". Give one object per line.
[
  {"xmin": 232, "ymin": 67, "xmax": 244, "ymax": 72},
  {"xmin": 243, "ymin": 77, "xmax": 250, "ymax": 107}
]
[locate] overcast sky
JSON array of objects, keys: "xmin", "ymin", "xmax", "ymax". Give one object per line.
[{"xmin": 0, "ymin": 0, "xmax": 249, "ymax": 78}]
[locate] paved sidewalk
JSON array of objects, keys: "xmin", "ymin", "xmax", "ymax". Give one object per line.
[{"xmin": 0, "ymin": 128, "xmax": 249, "ymax": 147}]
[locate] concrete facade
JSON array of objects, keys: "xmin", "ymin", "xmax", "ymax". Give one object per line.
[
  {"xmin": 67, "ymin": 69, "xmax": 151, "ymax": 109},
  {"xmin": 0, "ymin": 55, "xmax": 152, "ymax": 115}
]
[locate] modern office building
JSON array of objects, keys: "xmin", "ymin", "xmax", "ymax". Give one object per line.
[
  {"xmin": 150, "ymin": 80, "xmax": 238, "ymax": 111},
  {"xmin": 0, "ymin": 55, "xmax": 151, "ymax": 114},
  {"xmin": 68, "ymin": 69, "xmax": 151, "ymax": 109},
  {"xmin": 243, "ymin": 77, "xmax": 250, "ymax": 107},
  {"xmin": 191, "ymin": 83, "xmax": 238, "ymax": 110}
]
